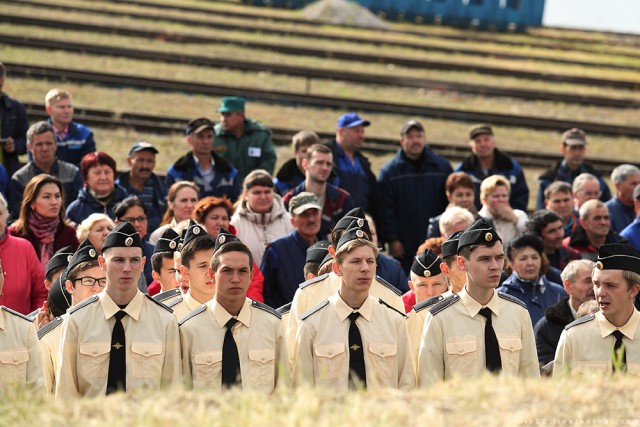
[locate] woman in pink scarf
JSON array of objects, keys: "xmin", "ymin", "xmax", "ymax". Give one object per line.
[{"xmin": 9, "ymin": 174, "xmax": 79, "ymax": 267}]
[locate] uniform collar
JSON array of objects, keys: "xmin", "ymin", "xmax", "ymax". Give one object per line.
[
  {"xmin": 597, "ymin": 309, "xmax": 640, "ymax": 340},
  {"xmin": 100, "ymin": 289, "xmax": 143, "ymax": 321},
  {"xmin": 330, "ymin": 292, "xmax": 373, "ymax": 322},
  {"xmin": 211, "ymin": 298, "xmax": 252, "ymax": 329},
  {"xmin": 459, "ymin": 286, "xmax": 500, "ymax": 318},
  {"xmin": 184, "ymin": 290, "xmax": 205, "ymax": 311}
]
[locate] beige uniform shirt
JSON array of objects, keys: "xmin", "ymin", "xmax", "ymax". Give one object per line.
[
  {"xmin": 38, "ymin": 315, "xmax": 66, "ymax": 394},
  {"xmin": 171, "ymin": 291, "xmax": 206, "ymax": 322},
  {"xmin": 554, "ymin": 309, "xmax": 640, "ymax": 376},
  {"xmin": 55, "ymin": 290, "xmax": 182, "ymax": 398},
  {"xmin": 417, "ymin": 288, "xmax": 540, "ymax": 388},
  {"xmin": 286, "ymin": 273, "xmax": 404, "ymax": 368},
  {"xmin": 180, "ymin": 298, "xmax": 288, "ymax": 391},
  {"xmin": 0, "ymin": 307, "xmax": 44, "ymax": 390},
  {"xmin": 406, "ymin": 291, "xmax": 452, "ymax": 372},
  {"xmin": 292, "ymin": 293, "xmax": 414, "ymax": 391}
]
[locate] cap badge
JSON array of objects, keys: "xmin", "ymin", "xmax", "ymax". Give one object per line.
[
  {"xmin": 219, "ymin": 235, "xmax": 226, "ymax": 244},
  {"xmin": 169, "ymin": 241, "xmax": 177, "ymax": 249},
  {"xmin": 67, "ymin": 255, "xmax": 73, "ymax": 262},
  {"xmin": 178, "ymin": 243, "xmax": 183, "ymax": 251},
  {"xmin": 356, "ymin": 230, "xmax": 364, "ymax": 238},
  {"xmin": 357, "ymin": 219, "xmax": 364, "ymax": 227},
  {"xmin": 424, "ymin": 270, "xmax": 431, "ymax": 277},
  {"xmin": 596, "ymin": 261, "xmax": 603, "ymax": 270},
  {"xmin": 485, "ymin": 232, "xmax": 493, "ymax": 242},
  {"xmin": 89, "ymin": 249, "xmax": 97, "ymax": 258},
  {"xmin": 125, "ymin": 237, "xmax": 133, "ymax": 247},
  {"xmin": 193, "ymin": 226, "xmax": 201, "ymax": 235}
]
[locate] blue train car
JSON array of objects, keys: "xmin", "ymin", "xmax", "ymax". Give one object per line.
[{"xmin": 245, "ymin": 0, "xmax": 546, "ymax": 32}]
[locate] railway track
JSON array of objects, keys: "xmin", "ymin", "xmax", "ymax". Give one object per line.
[
  {"xmin": 7, "ymin": 62, "xmax": 640, "ymax": 138},
  {"xmin": 2, "ymin": 33, "xmax": 637, "ymax": 110},
  {"xmin": 22, "ymin": 102, "xmax": 632, "ymax": 174},
  {"xmin": 5, "ymin": 1, "xmax": 640, "ymax": 71},
  {"xmin": 3, "ymin": 13, "xmax": 640, "ymax": 92}
]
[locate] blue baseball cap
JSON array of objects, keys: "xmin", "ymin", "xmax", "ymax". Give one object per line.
[{"xmin": 337, "ymin": 112, "xmax": 370, "ymax": 129}]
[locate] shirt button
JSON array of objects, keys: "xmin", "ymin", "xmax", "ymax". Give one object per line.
[
  {"xmin": 380, "ymin": 350, "xmax": 385, "ymax": 355},
  {"xmin": 261, "ymin": 356, "xmax": 265, "ymax": 362},
  {"xmin": 93, "ymin": 350, "xmax": 97, "ymax": 355},
  {"xmin": 207, "ymin": 358, "xmax": 212, "ymax": 363},
  {"xmin": 328, "ymin": 350, "xmax": 333, "ymax": 356},
  {"xmin": 145, "ymin": 350, "xmax": 150, "ymax": 355},
  {"xmin": 13, "ymin": 357, "xmax": 17, "ymax": 362}
]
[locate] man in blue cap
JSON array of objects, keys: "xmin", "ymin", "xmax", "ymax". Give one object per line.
[
  {"xmin": 329, "ymin": 112, "xmax": 378, "ymax": 222},
  {"xmin": 213, "ymin": 96, "xmax": 276, "ymax": 181}
]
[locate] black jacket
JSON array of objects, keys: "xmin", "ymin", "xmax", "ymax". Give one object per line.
[{"xmin": 533, "ymin": 296, "xmax": 574, "ymax": 365}]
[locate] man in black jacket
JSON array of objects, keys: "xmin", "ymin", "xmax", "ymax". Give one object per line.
[
  {"xmin": 534, "ymin": 259, "xmax": 595, "ymax": 365},
  {"xmin": 0, "ymin": 62, "xmax": 29, "ymax": 176}
]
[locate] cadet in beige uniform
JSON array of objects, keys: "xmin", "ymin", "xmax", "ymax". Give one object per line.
[
  {"xmin": 150, "ymin": 228, "xmax": 183, "ymax": 308},
  {"xmin": 293, "ymin": 228, "xmax": 414, "ymax": 390},
  {"xmin": 172, "ymin": 221, "xmax": 218, "ymax": 320},
  {"xmin": 0, "ymin": 258, "xmax": 44, "ymax": 390},
  {"xmin": 180, "ymin": 235, "xmax": 287, "ymax": 391},
  {"xmin": 406, "ymin": 249, "xmax": 449, "ymax": 370},
  {"xmin": 417, "ymin": 219, "xmax": 540, "ymax": 388},
  {"xmin": 39, "ymin": 240, "xmax": 104, "ymax": 394},
  {"xmin": 554, "ymin": 244, "xmax": 640, "ymax": 376},
  {"xmin": 286, "ymin": 213, "xmax": 404, "ymax": 367},
  {"xmin": 56, "ymin": 223, "xmax": 181, "ymax": 397}
]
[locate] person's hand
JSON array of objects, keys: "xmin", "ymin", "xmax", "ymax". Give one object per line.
[
  {"xmin": 494, "ymin": 203, "xmax": 517, "ymax": 223},
  {"xmin": 389, "ymin": 240, "xmax": 405, "ymax": 259},
  {"xmin": 2, "ymin": 137, "xmax": 15, "ymax": 153},
  {"xmin": 37, "ymin": 301, "xmax": 53, "ymax": 329}
]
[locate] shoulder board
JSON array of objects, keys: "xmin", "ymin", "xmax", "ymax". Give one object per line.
[
  {"xmin": 178, "ymin": 304, "xmax": 207, "ymax": 326},
  {"xmin": 299, "ymin": 274, "xmax": 329, "ymax": 289},
  {"xmin": 145, "ymin": 294, "xmax": 173, "ymax": 313},
  {"xmin": 276, "ymin": 302, "xmax": 292, "ymax": 316},
  {"xmin": 375, "ymin": 275, "xmax": 402, "ymax": 296},
  {"xmin": 165, "ymin": 296, "xmax": 183, "ymax": 308},
  {"xmin": 68, "ymin": 295, "xmax": 100, "ymax": 315},
  {"xmin": 428, "ymin": 294, "xmax": 460, "ymax": 316},
  {"xmin": 300, "ymin": 299, "xmax": 329, "ymax": 321},
  {"xmin": 252, "ymin": 300, "xmax": 282, "ymax": 319},
  {"xmin": 379, "ymin": 298, "xmax": 407, "ymax": 318},
  {"xmin": 152, "ymin": 288, "xmax": 181, "ymax": 302},
  {"xmin": 565, "ymin": 313, "xmax": 596, "ymax": 330},
  {"xmin": 37, "ymin": 316, "xmax": 64, "ymax": 340},
  {"xmin": 26, "ymin": 308, "xmax": 41, "ymax": 322},
  {"xmin": 498, "ymin": 292, "xmax": 528, "ymax": 310},
  {"xmin": 413, "ymin": 294, "xmax": 446, "ymax": 313},
  {"xmin": 2, "ymin": 306, "xmax": 34, "ymax": 322}
]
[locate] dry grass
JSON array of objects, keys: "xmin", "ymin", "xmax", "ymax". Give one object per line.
[{"xmin": 2, "ymin": 375, "xmax": 639, "ymax": 426}]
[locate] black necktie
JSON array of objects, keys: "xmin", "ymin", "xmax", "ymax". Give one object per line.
[
  {"xmin": 348, "ymin": 312, "xmax": 366, "ymax": 388},
  {"xmin": 612, "ymin": 330, "xmax": 627, "ymax": 372},
  {"xmin": 222, "ymin": 318, "xmax": 241, "ymax": 387},
  {"xmin": 107, "ymin": 310, "xmax": 127, "ymax": 394},
  {"xmin": 479, "ymin": 307, "xmax": 502, "ymax": 373}
]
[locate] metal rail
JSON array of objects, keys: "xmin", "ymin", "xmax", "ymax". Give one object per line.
[
  {"xmin": 2, "ymin": 13, "xmax": 640, "ymax": 92},
  {"xmin": 6, "ymin": 62, "xmax": 640, "ymax": 138},
  {"xmin": 1, "ymin": 33, "xmax": 637, "ymax": 109},
  {"xmin": 22, "ymin": 102, "xmax": 632, "ymax": 174}
]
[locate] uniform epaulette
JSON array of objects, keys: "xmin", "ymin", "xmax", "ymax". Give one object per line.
[
  {"xmin": 299, "ymin": 274, "xmax": 329, "ymax": 289},
  {"xmin": 178, "ymin": 304, "xmax": 207, "ymax": 326},
  {"xmin": 428, "ymin": 294, "xmax": 460, "ymax": 316},
  {"xmin": 413, "ymin": 294, "xmax": 446, "ymax": 313},
  {"xmin": 375, "ymin": 275, "xmax": 402, "ymax": 296},
  {"xmin": 2, "ymin": 306, "xmax": 35, "ymax": 322},
  {"xmin": 37, "ymin": 316, "xmax": 64, "ymax": 340},
  {"xmin": 276, "ymin": 302, "xmax": 292, "ymax": 316},
  {"xmin": 145, "ymin": 294, "xmax": 173, "ymax": 313},
  {"xmin": 498, "ymin": 292, "xmax": 528, "ymax": 310},
  {"xmin": 165, "ymin": 296, "xmax": 183, "ymax": 308},
  {"xmin": 152, "ymin": 288, "xmax": 181, "ymax": 302},
  {"xmin": 252, "ymin": 300, "xmax": 282, "ymax": 319},
  {"xmin": 300, "ymin": 299, "xmax": 329, "ymax": 321},
  {"xmin": 565, "ymin": 313, "xmax": 596, "ymax": 330},
  {"xmin": 379, "ymin": 298, "xmax": 407, "ymax": 318},
  {"xmin": 26, "ymin": 308, "xmax": 41, "ymax": 322},
  {"xmin": 68, "ymin": 295, "xmax": 99, "ymax": 315}
]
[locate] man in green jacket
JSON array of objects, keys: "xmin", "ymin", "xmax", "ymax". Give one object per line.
[{"xmin": 213, "ymin": 96, "xmax": 276, "ymax": 181}]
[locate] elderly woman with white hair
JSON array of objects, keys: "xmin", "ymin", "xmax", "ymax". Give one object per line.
[
  {"xmin": 75, "ymin": 213, "xmax": 115, "ymax": 254},
  {"xmin": 0, "ymin": 193, "xmax": 47, "ymax": 314}
]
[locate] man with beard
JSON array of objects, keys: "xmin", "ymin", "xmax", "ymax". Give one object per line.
[
  {"xmin": 116, "ymin": 142, "xmax": 167, "ymax": 235},
  {"xmin": 534, "ymin": 260, "xmax": 595, "ymax": 366}
]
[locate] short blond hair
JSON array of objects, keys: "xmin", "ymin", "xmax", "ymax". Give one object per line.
[
  {"xmin": 45, "ymin": 88, "xmax": 71, "ymax": 106},
  {"xmin": 334, "ymin": 238, "xmax": 379, "ymax": 265},
  {"xmin": 480, "ymin": 175, "xmax": 510, "ymax": 202}
]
